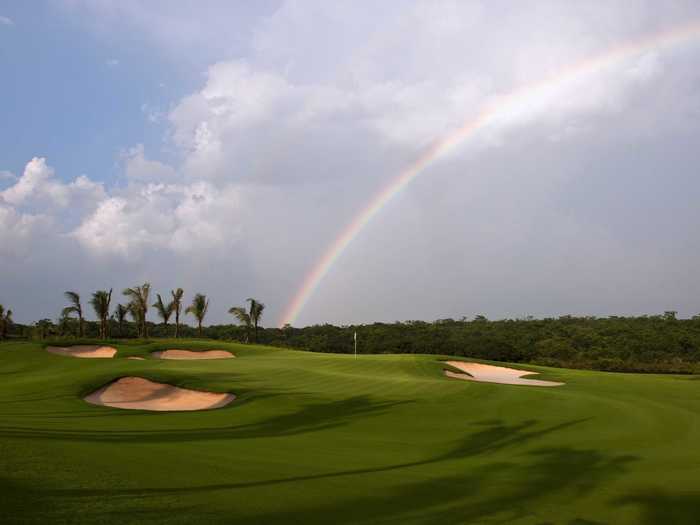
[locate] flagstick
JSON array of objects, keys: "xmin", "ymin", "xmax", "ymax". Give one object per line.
[{"xmin": 354, "ymin": 331, "xmax": 357, "ymax": 358}]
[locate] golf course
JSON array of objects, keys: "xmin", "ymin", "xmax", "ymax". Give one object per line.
[{"xmin": 1, "ymin": 339, "xmax": 699, "ymax": 524}]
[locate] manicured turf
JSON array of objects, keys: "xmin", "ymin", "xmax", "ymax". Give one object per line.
[{"xmin": 1, "ymin": 339, "xmax": 699, "ymax": 524}]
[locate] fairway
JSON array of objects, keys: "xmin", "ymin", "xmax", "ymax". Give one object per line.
[{"xmin": 1, "ymin": 340, "xmax": 699, "ymax": 524}]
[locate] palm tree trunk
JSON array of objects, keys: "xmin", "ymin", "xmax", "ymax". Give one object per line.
[
  {"xmin": 198, "ymin": 320, "xmax": 202, "ymax": 337},
  {"xmin": 175, "ymin": 311, "xmax": 180, "ymax": 338},
  {"xmin": 79, "ymin": 316, "xmax": 84, "ymax": 337}
]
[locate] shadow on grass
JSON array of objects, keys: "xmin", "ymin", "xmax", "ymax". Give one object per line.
[
  {"xmin": 0, "ymin": 395, "xmax": 411, "ymax": 442},
  {"xmin": 0, "ymin": 417, "xmax": 638, "ymax": 525},
  {"xmin": 614, "ymin": 489, "xmax": 700, "ymax": 525}
]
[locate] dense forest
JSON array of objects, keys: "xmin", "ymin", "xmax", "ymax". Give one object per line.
[{"xmin": 5, "ymin": 311, "xmax": 700, "ymax": 374}]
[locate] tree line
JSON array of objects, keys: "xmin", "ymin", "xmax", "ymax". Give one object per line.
[
  {"xmin": 14, "ymin": 284, "xmax": 266, "ymax": 341},
  {"xmin": 198, "ymin": 312, "xmax": 700, "ymax": 374},
  {"xmin": 5, "ymin": 300, "xmax": 700, "ymax": 374}
]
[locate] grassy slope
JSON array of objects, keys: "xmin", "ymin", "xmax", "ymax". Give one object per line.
[{"xmin": 1, "ymin": 340, "xmax": 699, "ymax": 524}]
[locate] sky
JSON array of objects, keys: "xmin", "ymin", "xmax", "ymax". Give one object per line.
[{"xmin": 1, "ymin": 0, "xmax": 700, "ymax": 327}]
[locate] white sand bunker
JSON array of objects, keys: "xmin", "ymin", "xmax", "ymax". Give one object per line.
[
  {"xmin": 46, "ymin": 345, "xmax": 117, "ymax": 358},
  {"xmin": 84, "ymin": 376, "xmax": 235, "ymax": 411},
  {"xmin": 127, "ymin": 357, "xmax": 145, "ymax": 360},
  {"xmin": 444, "ymin": 361, "xmax": 564, "ymax": 387},
  {"xmin": 152, "ymin": 349, "xmax": 234, "ymax": 360}
]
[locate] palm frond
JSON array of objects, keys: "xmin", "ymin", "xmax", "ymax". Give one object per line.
[
  {"xmin": 247, "ymin": 298, "xmax": 265, "ymax": 324},
  {"xmin": 90, "ymin": 290, "xmax": 112, "ymax": 319},
  {"xmin": 61, "ymin": 306, "xmax": 78, "ymax": 317},
  {"xmin": 64, "ymin": 291, "xmax": 82, "ymax": 313},
  {"xmin": 186, "ymin": 293, "xmax": 209, "ymax": 321},
  {"xmin": 113, "ymin": 304, "xmax": 129, "ymax": 323},
  {"xmin": 152, "ymin": 294, "xmax": 173, "ymax": 323},
  {"xmin": 228, "ymin": 306, "xmax": 251, "ymax": 326}
]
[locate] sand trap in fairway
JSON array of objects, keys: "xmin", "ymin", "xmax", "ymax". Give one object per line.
[
  {"xmin": 46, "ymin": 345, "xmax": 117, "ymax": 358},
  {"xmin": 84, "ymin": 377, "xmax": 235, "ymax": 411},
  {"xmin": 127, "ymin": 357, "xmax": 145, "ymax": 360},
  {"xmin": 444, "ymin": 361, "xmax": 564, "ymax": 387},
  {"xmin": 152, "ymin": 349, "xmax": 234, "ymax": 360}
]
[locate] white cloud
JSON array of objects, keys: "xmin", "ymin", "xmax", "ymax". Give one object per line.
[
  {"xmin": 0, "ymin": 147, "xmax": 246, "ymax": 267},
  {"xmin": 72, "ymin": 181, "xmax": 243, "ymax": 257},
  {"xmin": 106, "ymin": 58, "xmax": 119, "ymax": 66},
  {"xmin": 122, "ymin": 144, "xmax": 177, "ymax": 182},
  {"xmin": 0, "ymin": 157, "xmax": 105, "ymax": 211},
  {"xmin": 0, "ymin": 15, "xmax": 13, "ymax": 26},
  {"xmin": 1, "ymin": 158, "xmax": 55, "ymax": 206},
  {"xmin": 0, "ymin": 203, "xmax": 53, "ymax": 258}
]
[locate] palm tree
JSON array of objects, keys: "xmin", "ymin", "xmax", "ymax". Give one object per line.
[
  {"xmin": 171, "ymin": 288, "xmax": 184, "ymax": 338},
  {"xmin": 58, "ymin": 311, "xmax": 73, "ymax": 337},
  {"xmin": 113, "ymin": 304, "xmax": 130, "ymax": 337},
  {"xmin": 0, "ymin": 305, "xmax": 12, "ymax": 339},
  {"xmin": 185, "ymin": 293, "xmax": 209, "ymax": 337},
  {"xmin": 128, "ymin": 302, "xmax": 142, "ymax": 337},
  {"xmin": 90, "ymin": 289, "xmax": 113, "ymax": 339},
  {"xmin": 123, "ymin": 283, "xmax": 151, "ymax": 338},
  {"xmin": 62, "ymin": 291, "xmax": 84, "ymax": 337},
  {"xmin": 247, "ymin": 298, "xmax": 265, "ymax": 343},
  {"xmin": 228, "ymin": 306, "xmax": 251, "ymax": 342},
  {"xmin": 153, "ymin": 294, "xmax": 174, "ymax": 332}
]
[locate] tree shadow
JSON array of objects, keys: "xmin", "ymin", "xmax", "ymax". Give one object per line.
[
  {"xmin": 219, "ymin": 443, "xmax": 635, "ymax": 525},
  {"xmin": 0, "ymin": 395, "xmax": 412, "ymax": 443},
  {"xmin": 614, "ymin": 489, "xmax": 700, "ymax": 525},
  {"xmin": 3, "ymin": 416, "xmax": 637, "ymax": 525},
  {"xmin": 1, "ymin": 405, "xmax": 643, "ymax": 525}
]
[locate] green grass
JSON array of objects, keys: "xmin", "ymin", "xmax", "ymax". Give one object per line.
[{"xmin": 1, "ymin": 339, "xmax": 699, "ymax": 524}]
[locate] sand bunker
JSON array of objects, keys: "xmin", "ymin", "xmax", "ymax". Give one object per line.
[
  {"xmin": 152, "ymin": 349, "xmax": 234, "ymax": 360},
  {"xmin": 127, "ymin": 357, "xmax": 145, "ymax": 360},
  {"xmin": 46, "ymin": 345, "xmax": 117, "ymax": 358},
  {"xmin": 444, "ymin": 361, "xmax": 564, "ymax": 387},
  {"xmin": 84, "ymin": 377, "xmax": 235, "ymax": 411}
]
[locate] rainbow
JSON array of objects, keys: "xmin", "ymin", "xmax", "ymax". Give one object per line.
[{"xmin": 280, "ymin": 21, "xmax": 700, "ymax": 327}]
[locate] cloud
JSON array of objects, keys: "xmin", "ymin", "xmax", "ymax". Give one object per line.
[
  {"xmin": 0, "ymin": 15, "xmax": 12, "ymax": 26},
  {"xmin": 0, "ymin": 157, "xmax": 105, "ymax": 212},
  {"xmin": 6, "ymin": 1, "xmax": 700, "ymax": 325},
  {"xmin": 72, "ymin": 180, "xmax": 243, "ymax": 257},
  {"xmin": 56, "ymin": 0, "xmax": 277, "ymax": 66},
  {"xmin": 121, "ymin": 144, "xmax": 177, "ymax": 182},
  {"xmin": 0, "ymin": 170, "xmax": 16, "ymax": 184},
  {"xmin": 0, "ymin": 203, "xmax": 53, "ymax": 259},
  {"xmin": 106, "ymin": 58, "xmax": 119, "ymax": 66}
]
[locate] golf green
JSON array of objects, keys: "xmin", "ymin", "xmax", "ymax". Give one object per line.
[{"xmin": 1, "ymin": 339, "xmax": 699, "ymax": 524}]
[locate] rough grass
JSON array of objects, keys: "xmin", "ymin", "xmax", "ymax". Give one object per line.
[{"xmin": 1, "ymin": 339, "xmax": 699, "ymax": 524}]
